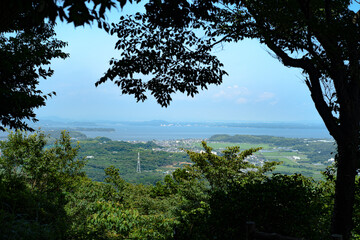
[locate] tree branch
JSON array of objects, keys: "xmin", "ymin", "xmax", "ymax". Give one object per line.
[
  {"xmin": 295, "ymin": 0, "xmax": 347, "ymax": 94},
  {"xmin": 264, "ymin": 40, "xmax": 310, "ymax": 70},
  {"xmin": 261, "ymin": 30, "xmax": 341, "ymax": 140},
  {"xmin": 305, "ymin": 73, "xmax": 340, "ymax": 141}
]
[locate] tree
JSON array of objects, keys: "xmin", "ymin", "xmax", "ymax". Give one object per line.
[
  {"xmin": 0, "ymin": 0, "xmax": 134, "ymax": 33},
  {"xmin": 183, "ymin": 142, "xmax": 277, "ymax": 190},
  {"xmin": 167, "ymin": 143, "xmax": 329, "ymax": 239},
  {"xmin": 0, "ymin": 0, "xmax": 136, "ymax": 131},
  {"xmin": 97, "ymin": 0, "xmax": 360, "ymax": 238},
  {"xmin": 0, "ymin": 24, "xmax": 68, "ymax": 131},
  {"xmin": 0, "ymin": 130, "xmax": 85, "ymax": 238}
]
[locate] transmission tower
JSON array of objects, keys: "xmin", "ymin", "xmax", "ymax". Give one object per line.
[{"xmin": 136, "ymin": 152, "xmax": 141, "ymax": 173}]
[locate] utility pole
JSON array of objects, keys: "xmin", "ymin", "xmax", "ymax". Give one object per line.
[{"xmin": 136, "ymin": 152, "xmax": 141, "ymax": 173}]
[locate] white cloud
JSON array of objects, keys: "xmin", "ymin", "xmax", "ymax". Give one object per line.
[
  {"xmin": 211, "ymin": 88, "xmax": 279, "ymax": 106},
  {"xmin": 256, "ymin": 91, "xmax": 275, "ymax": 102},
  {"xmin": 270, "ymin": 100, "xmax": 278, "ymax": 105},
  {"xmin": 213, "ymin": 86, "xmax": 250, "ymax": 99},
  {"xmin": 227, "ymin": 85, "xmax": 239, "ymax": 89},
  {"xmin": 236, "ymin": 97, "xmax": 248, "ymax": 104},
  {"xmin": 214, "ymin": 90, "xmax": 227, "ymax": 98}
]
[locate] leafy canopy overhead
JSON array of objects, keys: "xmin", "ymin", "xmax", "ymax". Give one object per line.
[
  {"xmin": 0, "ymin": 0, "xmax": 141, "ymax": 33},
  {"xmin": 0, "ymin": 24, "xmax": 68, "ymax": 131},
  {"xmin": 96, "ymin": 11, "xmax": 227, "ymax": 107},
  {"xmin": 0, "ymin": 0, "xmax": 137, "ymax": 131}
]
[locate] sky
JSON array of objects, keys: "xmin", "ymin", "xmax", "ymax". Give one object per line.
[{"xmin": 35, "ymin": 3, "xmax": 323, "ymax": 123}]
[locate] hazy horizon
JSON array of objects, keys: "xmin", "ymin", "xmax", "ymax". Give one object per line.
[{"xmin": 33, "ymin": 116, "xmax": 326, "ymax": 125}]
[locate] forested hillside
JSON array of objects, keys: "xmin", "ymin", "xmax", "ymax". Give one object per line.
[
  {"xmin": 21, "ymin": 129, "xmax": 335, "ymax": 184},
  {"xmin": 76, "ymin": 137, "xmax": 189, "ymax": 184},
  {"xmin": 1, "ymin": 131, "xmax": 360, "ymax": 239},
  {"xmin": 58, "ymin": 132, "xmax": 335, "ymax": 184}
]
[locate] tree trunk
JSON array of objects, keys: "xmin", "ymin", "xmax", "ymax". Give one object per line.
[{"xmin": 331, "ymin": 135, "xmax": 358, "ymax": 239}]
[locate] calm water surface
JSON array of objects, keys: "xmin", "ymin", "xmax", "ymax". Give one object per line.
[{"xmin": 81, "ymin": 125, "xmax": 331, "ymax": 141}]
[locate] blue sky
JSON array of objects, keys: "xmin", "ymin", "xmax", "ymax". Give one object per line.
[{"xmin": 35, "ymin": 3, "xmax": 322, "ymax": 123}]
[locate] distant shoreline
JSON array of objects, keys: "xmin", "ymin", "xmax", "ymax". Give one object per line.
[{"xmin": 0, "ymin": 120, "xmax": 332, "ymax": 141}]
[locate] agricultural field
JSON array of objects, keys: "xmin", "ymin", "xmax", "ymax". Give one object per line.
[
  {"xmin": 206, "ymin": 134, "xmax": 335, "ymax": 180},
  {"xmin": 72, "ymin": 133, "xmax": 335, "ymax": 184}
]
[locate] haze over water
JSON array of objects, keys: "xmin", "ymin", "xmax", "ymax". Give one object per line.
[
  {"xmin": 81, "ymin": 125, "xmax": 331, "ymax": 141},
  {"xmin": 27, "ymin": 120, "xmax": 332, "ymax": 141},
  {"xmin": 0, "ymin": 120, "xmax": 331, "ymax": 141}
]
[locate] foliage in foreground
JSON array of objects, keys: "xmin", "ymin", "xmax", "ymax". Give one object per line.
[
  {"xmin": 1, "ymin": 131, "xmax": 359, "ymax": 239},
  {"xmin": 0, "ymin": 23, "xmax": 68, "ymax": 131},
  {"xmin": 0, "ymin": 130, "xmax": 85, "ymax": 239}
]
